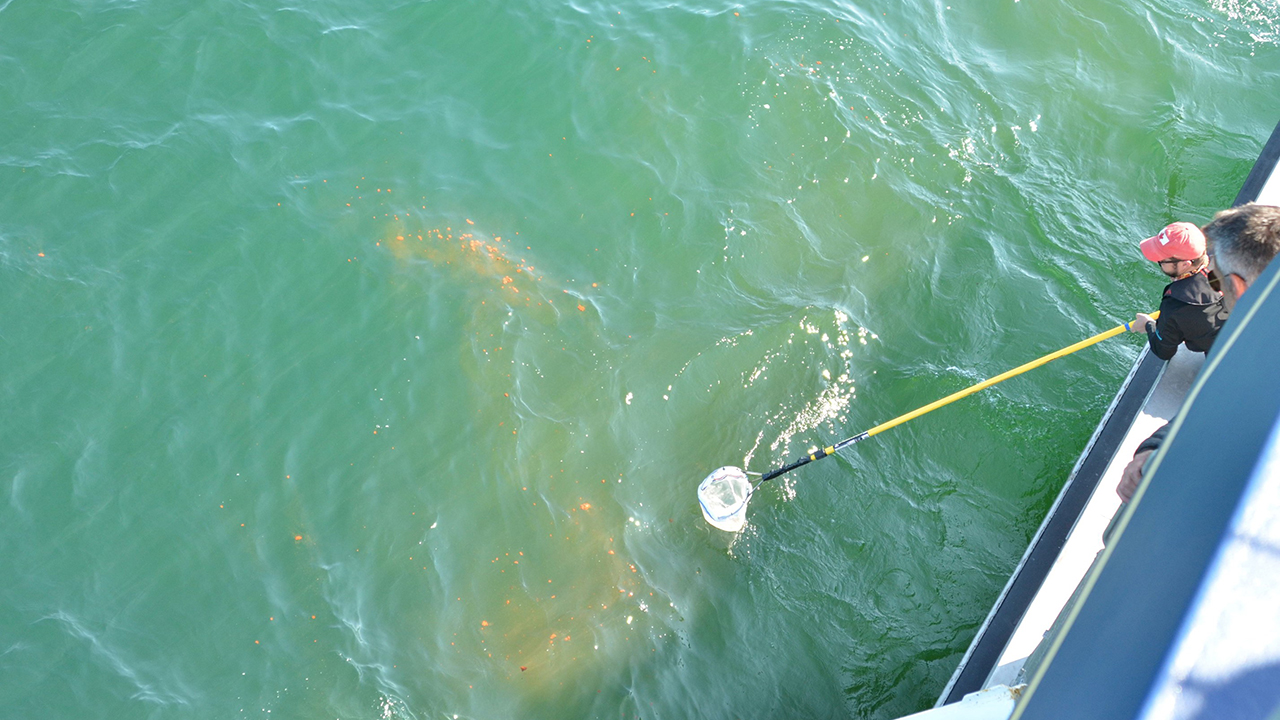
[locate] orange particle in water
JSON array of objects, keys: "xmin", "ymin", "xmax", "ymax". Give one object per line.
[
  {"xmin": 592, "ymin": 283, "xmax": 598, "ymax": 287},
  {"xmin": 38, "ymin": 252, "xmax": 45, "ymax": 257},
  {"xmin": 577, "ymin": 304, "xmax": 585, "ymax": 312},
  {"xmin": 520, "ymin": 666, "xmax": 527, "ymax": 671},
  {"xmin": 550, "ymin": 633, "xmax": 557, "ymax": 639},
  {"xmin": 481, "ymin": 620, "xmax": 490, "ymax": 627},
  {"xmin": 294, "ymin": 535, "xmax": 302, "ymax": 541},
  {"xmin": 466, "ymin": 219, "xmax": 474, "ymax": 225},
  {"xmin": 396, "ymin": 236, "xmax": 404, "ymax": 241},
  {"xmin": 580, "ymin": 503, "xmax": 591, "ymax": 510}
]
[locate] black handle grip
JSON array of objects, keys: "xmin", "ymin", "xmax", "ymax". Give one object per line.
[
  {"xmin": 760, "ymin": 448, "xmax": 827, "ymax": 483},
  {"xmin": 757, "ymin": 432, "xmax": 871, "ymax": 484}
]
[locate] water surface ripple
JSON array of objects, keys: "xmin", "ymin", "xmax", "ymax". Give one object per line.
[{"xmin": 2, "ymin": 1, "xmax": 1277, "ymax": 718}]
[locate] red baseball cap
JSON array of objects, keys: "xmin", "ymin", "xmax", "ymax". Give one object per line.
[{"xmin": 1139, "ymin": 222, "xmax": 1206, "ymax": 262}]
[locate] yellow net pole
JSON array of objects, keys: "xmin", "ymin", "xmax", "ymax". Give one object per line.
[
  {"xmin": 759, "ymin": 312, "xmax": 1161, "ymax": 482},
  {"xmin": 864, "ymin": 311, "xmax": 1159, "ymax": 438}
]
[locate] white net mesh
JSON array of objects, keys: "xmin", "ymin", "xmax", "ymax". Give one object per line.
[{"xmin": 697, "ymin": 466, "xmax": 753, "ymax": 532}]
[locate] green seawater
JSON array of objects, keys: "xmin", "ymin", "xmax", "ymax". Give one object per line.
[{"xmin": 2, "ymin": 1, "xmax": 1278, "ymax": 717}]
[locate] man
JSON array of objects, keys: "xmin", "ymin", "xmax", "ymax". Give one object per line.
[
  {"xmin": 1117, "ymin": 203, "xmax": 1280, "ymax": 502},
  {"xmin": 1204, "ymin": 202, "xmax": 1280, "ymax": 311},
  {"xmin": 1127, "ymin": 222, "xmax": 1226, "ymax": 359}
]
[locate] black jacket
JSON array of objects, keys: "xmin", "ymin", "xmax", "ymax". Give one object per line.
[
  {"xmin": 1145, "ymin": 271, "xmax": 1227, "ymax": 360},
  {"xmin": 1136, "ymin": 422, "xmax": 1170, "ymax": 455}
]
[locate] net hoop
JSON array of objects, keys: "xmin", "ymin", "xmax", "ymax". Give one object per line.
[{"xmin": 697, "ymin": 466, "xmax": 753, "ymax": 532}]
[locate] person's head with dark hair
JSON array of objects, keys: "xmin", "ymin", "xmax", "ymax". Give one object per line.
[{"xmin": 1202, "ymin": 202, "xmax": 1280, "ymax": 307}]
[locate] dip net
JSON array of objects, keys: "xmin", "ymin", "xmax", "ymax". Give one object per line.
[{"xmin": 697, "ymin": 466, "xmax": 753, "ymax": 532}]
